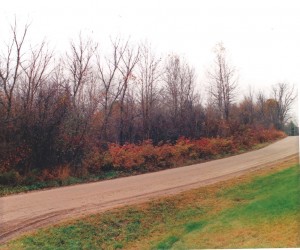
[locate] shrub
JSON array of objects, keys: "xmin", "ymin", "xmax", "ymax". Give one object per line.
[
  {"xmin": 193, "ymin": 138, "xmax": 216, "ymax": 158},
  {"xmin": 101, "ymin": 128, "xmax": 285, "ymax": 172},
  {"xmin": 174, "ymin": 137, "xmax": 196, "ymax": 160},
  {"xmin": 0, "ymin": 170, "xmax": 22, "ymax": 186},
  {"xmin": 39, "ymin": 164, "xmax": 72, "ymax": 181},
  {"xmin": 154, "ymin": 143, "xmax": 176, "ymax": 168},
  {"xmin": 138, "ymin": 140, "xmax": 158, "ymax": 170},
  {"xmin": 54, "ymin": 164, "xmax": 71, "ymax": 180},
  {"xmin": 108, "ymin": 143, "xmax": 145, "ymax": 170},
  {"xmin": 210, "ymin": 138, "xmax": 235, "ymax": 155},
  {"xmin": 23, "ymin": 174, "xmax": 40, "ymax": 185},
  {"xmin": 252, "ymin": 128, "xmax": 286, "ymax": 143},
  {"xmin": 82, "ymin": 147, "xmax": 106, "ymax": 173},
  {"xmin": 0, "ymin": 128, "xmax": 286, "ymax": 188}
]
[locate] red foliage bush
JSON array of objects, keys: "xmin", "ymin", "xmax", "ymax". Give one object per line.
[
  {"xmin": 174, "ymin": 137, "xmax": 196, "ymax": 160},
  {"xmin": 193, "ymin": 138, "xmax": 214, "ymax": 158},
  {"xmin": 82, "ymin": 146, "xmax": 111, "ymax": 173},
  {"xmin": 39, "ymin": 164, "xmax": 71, "ymax": 181},
  {"xmin": 0, "ymin": 126, "xmax": 285, "ymax": 181},
  {"xmin": 108, "ymin": 143, "xmax": 145, "ymax": 170},
  {"xmin": 107, "ymin": 140, "xmax": 177, "ymax": 171},
  {"xmin": 63, "ymin": 128, "xmax": 286, "ymax": 174},
  {"xmin": 154, "ymin": 143, "xmax": 176, "ymax": 168},
  {"xmin": 209, "ymin": 138, "xmax": 236, "ymax": 155},
  {"xmin": 253, "ymin": 128, "xmax": 286, "ymax": 143}
]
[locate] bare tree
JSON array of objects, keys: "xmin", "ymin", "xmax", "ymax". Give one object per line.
[
  {"xmin": 255, "ymin": 90, "xmax": 267, "ymax": 126},
  {"xmin": 136, "ymin": 42, "xmax": 162, "ymax": 140},
  {"xmin": 0, "ymin": 20, "xmax": 29, "ymax": 121},
  {"xmin": 60, "ymin": 35, "xmax": 98, "ymax": 167},
  {"xmin": 96, "ymin": 38, "xmax": 127, "ymax": 142},
  {"xmin": 271, "ymin": 82, "xmax": 297, "ymax": 130},
  {"xmin": 117, "ymin": 42, "xmax": 140, "ymax": 144},
  {"xmin": 239, "ymin": 86, "xmax": 255, "ymax": 125},
  {"xmin": 204, "ymin": 95, "xmax": 219, "ymax": 137},
  {"xmin": 208, "ymin": 43, "xmax": 238, "ymax": 121},
  {"xmin": 164, "ymin": 54, "xmax": 180, "ymax": 124},
  {"xmin": 163, "ymin": 54, "xmax": 197, "ymax": 138},
  {"xmin": 19, "ymin": 41, "xmax": 53, "ymax": 113},
  {"xmin": 65, "ymin": 34, "xmax": 97, "ymax": 107}
]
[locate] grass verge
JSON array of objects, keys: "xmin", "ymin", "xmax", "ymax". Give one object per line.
[{"xmin": 1, "ymin": 157, "xmax": 299, "ymax": 249}]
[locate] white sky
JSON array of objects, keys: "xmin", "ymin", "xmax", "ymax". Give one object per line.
[{"xmin": 1, "ymin": 0, "xmax": 299, "ymax": 119}]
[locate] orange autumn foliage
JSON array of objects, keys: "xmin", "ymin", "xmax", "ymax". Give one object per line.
[{"xmin": 95, "ymin": 128, "xmax": 286, "ymax": 172}]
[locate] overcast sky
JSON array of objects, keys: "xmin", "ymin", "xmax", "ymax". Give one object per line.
[{"xmin": 1, "ymin": 0, "xmax": 299, "ymax": 118}]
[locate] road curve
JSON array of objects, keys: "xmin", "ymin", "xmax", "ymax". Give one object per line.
[{"xmin": 0, "ymin": 136, "xmax": 298, "ymax": 243}]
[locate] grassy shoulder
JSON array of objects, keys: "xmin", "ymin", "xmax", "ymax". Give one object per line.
[
  {"xmin": 2, "ymin": 156, "xmax": 299, "ymax": 249},
  {"xmin": 0, "ymin": 140, "xmax": 273, "ymax": 197}
]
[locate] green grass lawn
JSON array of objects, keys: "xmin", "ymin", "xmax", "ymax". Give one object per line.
[{"xmin": 2, "ymin": 158, "xmax": 299, "ymax": 249}]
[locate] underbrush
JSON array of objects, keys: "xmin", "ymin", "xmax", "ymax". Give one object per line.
[
  {"xmin": 84, "ymin": 127, "xmax": 285, "ymax": 174},
  {"xmin": 0, "ymin": 128, "xmax": 286, "ymax": 196}
]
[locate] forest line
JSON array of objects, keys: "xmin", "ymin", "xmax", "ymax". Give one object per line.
[{"xmin": 0, "ymin": 21, "xmax": 296, "ymax": 184}]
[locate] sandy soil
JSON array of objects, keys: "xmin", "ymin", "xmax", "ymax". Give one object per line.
[{"xmin": 0, "ymin": 136, "xmax": 298, "ymax": 243}]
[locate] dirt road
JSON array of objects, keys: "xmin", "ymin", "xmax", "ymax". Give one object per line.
[{"xmin": 0, "ymin": 136, "xmax": 298, "ymax": 243}]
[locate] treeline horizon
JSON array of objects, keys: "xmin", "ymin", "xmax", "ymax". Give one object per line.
[{"xmin": 0, "ymin": 21, "xmax": 296, "ymax": 175}]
